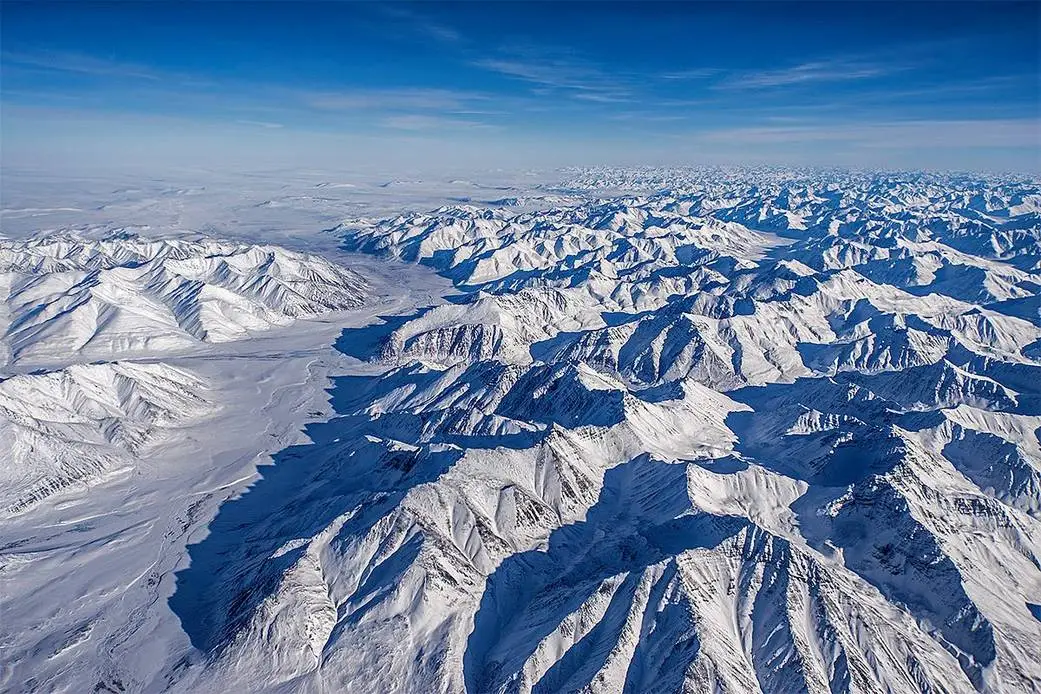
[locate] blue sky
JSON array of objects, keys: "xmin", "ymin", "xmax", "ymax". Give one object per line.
[{"xmin": 2, "ymin": 1, "xmax": 1039, "ymax": 172}]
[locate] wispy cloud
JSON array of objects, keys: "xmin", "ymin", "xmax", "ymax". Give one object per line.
[
  {"xmin": 844, "ymin": 74, "xmax": 1038, "ymax": 104},
  {"xmin": 717, "ymin": 59, "xmax": 897, "ymax": 90},
  {"xmin": 236, "ymin": 119, "xmax": 283, "ymax": 129},
  {"xmin": 696, "ymin": 118, "xmax": 1041, "ymax": 148},
  {"xmin": 417, "ymin": 22, "xmax": 461, "ymax": 44},
  {"xmin": 379, "ymin": 114, "xmax": 496, "ymax": 131},
  {"xmin": 475, "ymin": 53, "xmax": 632, "ymax": 103},
  {"xmin": 659, "ymin": 68, "xmax": 720, "ymax": 81},
  {"xmin": 2, "ymin": 50, "xmax": 163, "ymax": 80},
  {"xmin": 572, "ymin": 92, "xmax": 632, "ymax": 104},
  {"xmin": 303, "ymin": 88, "xmax": 485, "ymax": 112},
  {"xmin": 374, "ymin": 5, "xmax": 462, "ymax": 44},
  {"xmin": 608, "ymin": 111, "xmax": 690, "ymax": 123}
]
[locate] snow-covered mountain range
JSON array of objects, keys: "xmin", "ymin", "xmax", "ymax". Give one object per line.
[
  {"xmin": 186, "ymin": 170, "xmax": 1039, "ymax": 693},
  {"xmin": 0, "ymin": 234, "xmax": 369, "ymax": 368},
  {"xmin": 2, "ymin": 168, "xmax": 1040, "ymax": 694}
]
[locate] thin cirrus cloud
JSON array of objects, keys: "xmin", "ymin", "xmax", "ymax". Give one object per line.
[
  {"xmin": 658, "ymin": 68, "xmax": 721, "ymax": 81},
  {"xmin": 716, "ymin": 59, "xmax": 898, "ymax": 90},
  {"xmin": 379, "ymin": 114, "xmax": 498, "ymax": 131},
  {"xmin": 474, "ymin": 55, "xmax": 632, "ymax": 103},
  {"xmin": 2, "ymin": 49, "xmax": 163, "ymax": 81},
  {"xmin": 1, "ymin": 49, "xmax": 216, "ymax": 89},
  {"xmin": 2, "ymin": 47, "xmax": 504, "ymax": 130},
  {"xmin": 236, "ymin": 119, "xmax": 284, "ymax": 129},
  {"xmin": 696, "ymin": 118, "xmax": 1040, "ymax": 149},
  {"xmin": 303, "ymin": 88, "xmax": 487, "ymax": 113},
  {"xmin": 371, "ymin": 4, "xmax": 462, "ymax": 45}
]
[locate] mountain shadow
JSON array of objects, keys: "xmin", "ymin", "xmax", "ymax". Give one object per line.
[{"xmin": 463, "ymin": 454, "xmax": 745, "ymax": 694}]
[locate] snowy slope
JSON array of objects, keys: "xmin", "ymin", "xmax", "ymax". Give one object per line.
[
  {"xmin": 0, "ymin": 233, "xmax": 369, "ymax": 367},
  {"xmin": 0, "ymin": 362, "xmax": 213, "ymax": 513}
]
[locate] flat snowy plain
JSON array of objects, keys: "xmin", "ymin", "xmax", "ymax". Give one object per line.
[{"xmin": 1, "ymin": 165, "xmax": 1040, "ymax": 694}]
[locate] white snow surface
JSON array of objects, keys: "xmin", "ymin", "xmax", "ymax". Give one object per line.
[
  {"xmin": 0, "ymin": 234, "xmax": 368, "ymax": 368},
  {"xmin": 2, "ymin": 167, "xmax": 1041, "ymax": 694}
]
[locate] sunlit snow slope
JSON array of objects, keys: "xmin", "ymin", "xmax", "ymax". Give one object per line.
[
  {"xmin": 0, "ymin": 362, "xmax": 213, "ymax": 513},
  {"xmin": 171, "ymin": 169, "xmax": 1041, "ymax": 694},
  {"xmin": 0, "ymin": 234, "xmax": 368, "ymax": 367}
]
